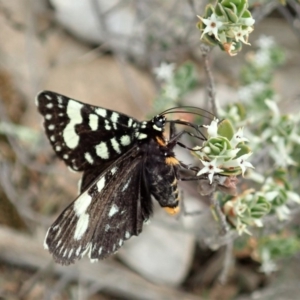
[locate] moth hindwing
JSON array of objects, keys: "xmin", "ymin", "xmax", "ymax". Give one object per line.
[{"xmin": 36, "ymin": 90, "xmax": 184, "ymax": 265}]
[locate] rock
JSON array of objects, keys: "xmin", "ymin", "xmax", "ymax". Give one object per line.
[
  {"xmin": 118, "ymin": 205, "xmax": 196, "ymax": 286},
  {"xmin": 50, "ymin": 0, "xmax": 146, "ymax": 59},
  {"xmin": 49, "ymin": 0, "xmax": 207, "ymax": 64}
]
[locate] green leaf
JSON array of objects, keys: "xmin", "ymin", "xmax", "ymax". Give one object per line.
[
  {"xmin": 223, "ymin": 7, "xmax": 239, "ymax": 23},
  {"xmin": 241, "ymin": 10, "xmax": 252, "ymax": 18},
  {"xmin": 237, "ymin": 2, "xmax": 247, "ymax": 19},
  {"xmin": 220, "ymin": 0, "xmax": 242, "ymax": 8},
  {"xmin": 236, "ymin": 144, "xmax": 252, "ymax": 157},
  {"xmin": 200, "ymin": 31, "xmax": 221, "ymax": 46},
  {"xmin": 217, "ymin": 119, "xmax": 235, "ymax": 140},
  {"xmin": 216, "ymin": 3, "xmax": 229, "ymax": 21},
  {"xmin": 250, "ymin": 195, "xmax": 271, "ymax": 218},
  {"xmin": 203, "ymin": 4, "xmax": 215, "ymax": 18},
  {"xmin": 173, "ymin": 62, "xmax": 198, "ymax": 96}
]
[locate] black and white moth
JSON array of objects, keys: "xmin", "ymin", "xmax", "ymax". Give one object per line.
[{"xmin": 36, "ymin": 90, "xmax": 206, "ymax": 265}]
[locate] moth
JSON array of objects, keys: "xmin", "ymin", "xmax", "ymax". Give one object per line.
[{"xmin": 36, "ymin": 90, "xmax": 208, "ymax": 265}]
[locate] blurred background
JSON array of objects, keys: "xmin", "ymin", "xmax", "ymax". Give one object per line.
[{"xmin": 0, "ymin": 0, "xmax": 300, "ymax": 299}]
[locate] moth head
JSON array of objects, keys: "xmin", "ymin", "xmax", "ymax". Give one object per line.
[{"xmin": 152, "ymin": 115, "xmax": 166, "ymax": 132}]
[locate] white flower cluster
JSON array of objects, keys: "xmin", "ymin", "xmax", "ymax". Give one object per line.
[
  {"xmin": 263, "ymin": 177, "xmax": 300, "ymax": 221},
  {"xmin": 194, "ymin": 118, "xmax": 254, "ymax": 184},
  {"xmin": 153, "ymin": 62, "xmax": 180, "ymax": 100},
  {"xmin": 198, "ymin": 13, "xmax": 254, "ymax": 46}
]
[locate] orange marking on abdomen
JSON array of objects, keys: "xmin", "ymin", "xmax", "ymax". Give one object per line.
[
  {"xmin": 164, "ymin": 206, "xmax": 180, "ymax": 215},
  {"xmin": 165, "ymin": 156, "xmax": 179, "ymax": 166}
]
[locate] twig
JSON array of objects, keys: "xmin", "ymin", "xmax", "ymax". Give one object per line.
[
  {"xmin": 25, "ymin": 0, "xmax": 40, "ymax": 97},
  {"xmin": 0, "ymin": 96, "xmax": 58, "ymax": 174},
  {"xmin": 209, "ymin": 193, "xmax": 229, "ymax": 235},
  {"xmin": 218, "ymin": 240, "xmax": 233, "ymax": 284},
  {"xmin": 44, "ymin": 273, "xmax": 73, "ymax": 300},
  {"xmin": 277, "ymin": 2, "xmax": 300, "ymax": 39},
  {"xmin": 0, "ymin": 164, "xmax": 28, "ymax": 232},
  {"xmin": 200, "ymin": 43, "xmax": 218, "ymax": 117},
  {"xmin": 0, "ymin": 161, "xmax": 52, "ymax": 226},
  {"xmin": 190, "ymin": 188, "xmax": 233, "ymax": 284},
  {"xmin": 0, "ymin": 226, "xmax": 201, "ymax": 300},
  {"xmin": 251, "ymin": 1, "xmax": 281, "ymax": 23},
  {"xmin": 18, "ymin": 262, "xmax": 53, "ymax": 299},
  {"xmin": 288, "ymin": 0, "xmax": 300, "ymax": 19}
]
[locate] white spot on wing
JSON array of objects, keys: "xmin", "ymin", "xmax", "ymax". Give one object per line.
[
  {"xmin": 89, "ymin": 114, "xmax": 99, "ymax": 131},
  {"xmin": 63, "ymin": 249, "xmax": 68, "ymax": 257},
  {"xmin": 68, "ymin": 248, "xmax": 74, "ymax": 259},
  {"xmin": 128, "ymin": 118, "xmax": 133, "ymax": 127},
  {"xmin": 63, "ymin": 100, "xmax": 83, "ymax": 149},
  {"xmin": 137, "ymin": 133, "xmax": 147, "ymax": 140},
  {"xmin": 85, "ymin": 152, "xmax": 94, "ymax": 164},
  {"xmin": 98, "ymin": 247, "xmax": 103, "ymax": 255},
  {"xmin": 76, "ymin": 245, "xmax": 82, "ymax": 256},
  {"xmin": 88, "ymin": 243, "xmax": 94, "ymax": 260},
  {"xmin": 45, "ymin": 114, "xmax": 52, "ymax": 120},
  {"xmin": 74, "ymin": 191, "xmax": 92, "ymax": 216},
  {"xmin": 48, "ymin": 124, "xmax": 55, "ymax": 130},
  {"xmin": 95, "ymin": 142, "xmax": 109, "ymax": 159},
  {"xmin": 111, "ymin": 137, "xmax": 121, "ymax": 154},
  {"xmin": 57, "ymin": 95, "xmax": 63, "ymax": 104},
  {"xmin": 45, "ymin": 94, "xmax": 52, "ymax": 100},
  {"xmin": 111, "ymin": 167, "xmax": 118, "ymax": 175},
  {"xmin": 46, "ymin": 103, "xmax": 53, "ymax": 109},
  {"xmin": 105, "ymin": 224, "xmax": 110, "ymax": 232},
  {"xmin": 50, "ymin": 135, "xmax": 55, "ymax": 142},
  {"xmin": 125, "ymin": 231, "xmax": 131, "ymax": 239},
  {"xmin": 111, "ymin": 112, "xmax": 119, "ymax": 123},
  {"xmin": 120, "ymin": 135, "xmax": 131, "ymax": 146},
  {"xmin": 97, "ymin": 177, "xmax": 105, "ymax": 192},
  {"xmin": 95, "ymin": 108, "xmax": 107, "ymax": 117},
  {"xmin": 54, "ymin": 226, "xmax": 62, "ymax": 240},
  {"xmin": 83, "ymin": 243, "xmax": 92, "ymax": 256},
  {"xmin": 105, "ymin": 120, "xmax": 111, "ymax": 130},
  {"xmin": 63, "ymin": 154, "xmax": 69, "ymax": 159},
  {"xmin": 119, "ymin": 239, "xmax": 123, "ymax": 246},
  {"xmin": 122, "ymin": 177, "xmax": 131, "ymax": 191},
  {"xmin": 108, "ymin": 204, "xmax": 119, "ymax": 217},
  {"xmin": 74, "ymin": 213, "xmax": 89, "ymax": 240},
  {"xmin": 56, "ymin": 145, "xmax": 61, "ymax": 151}
]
